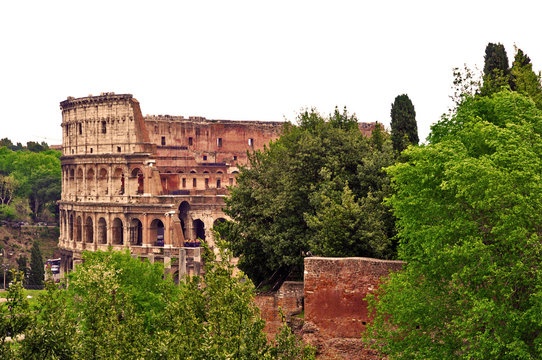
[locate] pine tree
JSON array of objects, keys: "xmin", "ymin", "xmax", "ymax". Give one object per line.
[
  {"xmin": 28, "ymin": 242, "xmax": 44, "ymax": 286},
  {"xmin": 390, "ymin": 94, "xmax": 418, "ymax": 153}
]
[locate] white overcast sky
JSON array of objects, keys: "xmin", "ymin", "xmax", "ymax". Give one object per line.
[{"xmin": 1, "ymin": 0, "xmax": 541, "ymax": 145}]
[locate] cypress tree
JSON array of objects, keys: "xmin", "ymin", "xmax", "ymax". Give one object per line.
[
  {"xmin": 17, "ymin": 255, "xmax": 28, "ymax": 284},
  {"xmin": 390, "ymin": 94, "xmax": 418, "ymax": 153},
  {"xmin": 483, "ymin": 43, "xmax": 510, "ymax": 77},
  {"xmin": 510, "ymin": 48, "xmax": 542, "ymax": 109},
  {"xmin": 481, "ymin": 42, "xmax": 511, "ymax": 95},
  {"xmin": 29, "ymin": 242, "xmax": 44, "ymax": 286}
]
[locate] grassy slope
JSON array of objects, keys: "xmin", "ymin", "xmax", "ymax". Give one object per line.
[{"xmin": 0, "ymin": 225, "xmax": 59, "ymax": 269}]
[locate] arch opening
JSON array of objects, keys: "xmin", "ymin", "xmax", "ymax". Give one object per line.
[
  {"xmin": 130, "ymin": 218, "xmax": 143, "ymax": 246},
  {"xmin": 193, "ymin": 219, "xmax": 205, "ymax": 241},
  {"xmin": 75, "ymin": 216, "xmax": 82, "ymax": 242},
  {"xmin": 98, "ymin": 218, "xmax": 107, "ymax": 244},
  {"xmin": 150, "ymin": 219, "xmax": 165, "ymax": 246},
  {"xmin": 85, "ymin": 217, "xmax": 94, "ymax": 243},
  {"xmin": 112, "ymin": 218, "xmax": 124, "ymax": 245}
]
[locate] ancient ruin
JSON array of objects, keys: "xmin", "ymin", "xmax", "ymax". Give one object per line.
[{"xmin": 57, "ymin": 93, "xmax": 283, "ymax": 279}]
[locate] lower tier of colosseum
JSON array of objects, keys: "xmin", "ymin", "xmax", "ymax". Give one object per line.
[{"xmin": 58, "ymin": 194, "xmax": 227, "ymax": 281}]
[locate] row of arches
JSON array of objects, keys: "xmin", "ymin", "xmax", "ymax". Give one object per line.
[
  {"xmin": 63, "ymin": 166, "xmax": 144, "ymax": 197},
  {"xmin": 62, "ymin": 164, "xmax": 239, "ymax": 198},
  {"xmin": 59, "ymin": 208, "xmax": 222, "ymax": 248}
]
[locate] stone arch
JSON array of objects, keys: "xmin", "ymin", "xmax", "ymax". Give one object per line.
[
  {"xmin": 68, "ymin": 213, "xmax": 74, "ymax": 241},
  {"xmin": 193, "ymin": 219, "xmax": 205, "ymax": 241},
  {"xmin": 131, "ymin": 168, "xmax": 144, "ymax": 195},
  {"xmin": 76, "ymin": 168, "xmax": 84, "ymax": 195},
  {"xmin": 190, "ymin": 170, "xmax": 197, "ymax": 174},
  {"xmin": 130, "ymin": 218, "xmax": 143, "ymax": 246},
  {"xmin": 98, "ymin": 217, "xmax": 107, "ymax": 244},
  {"xmin": 98, "ymin": 168, "xmax": 108, "ymax": 195},
  {"xmin": 85, "ymin": 216, "xmax": 94, "ymax": 243},
  {"xmin": 178, "ymin": 201, "xmax": 190, "ymax": 240},
  {"xmin": 112, "ymin": 218, "xmax": 123, "ymax": 245},
  {"xmin": 86, "ymin": 168, "xmax": 95, "ymax": 195},
  {"xmin": 150, "ymin": 219, "xmax": 165, "ymax": 246},
  {"xmin": 113, "ymin": 168, "xmax": 124, "ymax": 195},
  {"xmin": 75, "ymin": 216, "xmax": 82, "ymax": 242}
]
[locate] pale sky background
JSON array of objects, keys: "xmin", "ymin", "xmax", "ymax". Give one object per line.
[{"xmin": 1, "ymin": 0, "xmax": 541, "ymax": 145}]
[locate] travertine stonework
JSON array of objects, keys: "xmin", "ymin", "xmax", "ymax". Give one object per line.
[{"xmin": 57, "ymin": 93, "xmax": 283, "ymax": 279}]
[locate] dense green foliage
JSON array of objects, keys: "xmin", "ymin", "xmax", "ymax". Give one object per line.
[
  {"xmin": 0, "ymin": 248, "xmax": 314, "ymax": 359},
  {"xmin": 365, "ymin": 90, "xmax": 542, "ymax": 359},
  {"xmin": 28, "ymin": 242, "xmax": 44, "ymax": 286},
  {"xmin": 0, "ymin": 144, "xmax": 61, "ymax": 222},
  {"xmin": 223, "ymin": 108, "xmax": 396, "ymax": 285},
  {"xmin": 390, "ymin": 94, "xmax": 419, "ymax": 152}
]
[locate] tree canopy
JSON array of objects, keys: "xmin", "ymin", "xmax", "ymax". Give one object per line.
[
  {"xmin": 365, "ymin": 90, "xmax": 542, "ymax": 359},
  {"xmin": 223, "ymin": 108, "xmax": 396, "ymax": 285},
  {"xmin": 5, "ymin": 248, "xmax": 314, "ymax": 359},
  {"xmin": 0, "ymin": 146, "xmax": 61, "ymax": 222}
]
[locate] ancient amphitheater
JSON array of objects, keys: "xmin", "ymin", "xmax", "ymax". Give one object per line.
[{"xmin": 57, "ymin": 93, "xmax": 282, "ymax": 280}]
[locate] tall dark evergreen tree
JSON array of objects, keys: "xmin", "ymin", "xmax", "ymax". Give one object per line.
[
  {"xmin": 390, "ymin": 94, "xmax": 418, "ymax": 153},
  {"xmin": 28, "ymin": 242, "xmax": 44, "ymax": 286},
  {"xmin": 481, "ymin": 42, "xmax": 511, "ymax": 95},
  {"xmin": 16, "ymin": 255, "xmax": 27, "ymax": 284},
  {"xmin": 483, "ymin": 42, "xmax": 510, "ymax": 77}
]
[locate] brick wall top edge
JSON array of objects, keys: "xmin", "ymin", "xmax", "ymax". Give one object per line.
[
  {"xmin": 305, "ymin": 256, "xmax": 404, "ymax": 264},
  {"xmin": 144, "ymin": 115, "xmax": 284, "ymax": 127},
  {"xmin": 60, "ymin": 93, "xmax": 133, "ymax": 108}
]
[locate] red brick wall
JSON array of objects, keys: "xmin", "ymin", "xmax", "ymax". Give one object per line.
[
  {"xmin": 303, "ymin": 257, "xmax": 403, "ymax": 359},
  {"xmin": 254, "ymin": 281, "xmax": 304, "ymax": 340}
]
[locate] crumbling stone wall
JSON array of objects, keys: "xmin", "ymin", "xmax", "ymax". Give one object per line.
[
  {"xmin": 303, "ymin": 257, "xmax": 403, "ymax": 360},
  {"xmin": 254, "ymin": 281, "xmax": 304, "ymax": 340}
]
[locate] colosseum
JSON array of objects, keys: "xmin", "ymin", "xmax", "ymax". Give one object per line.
[
  {"xmin": 57, "ymin": 92, "xmax": 378, "ymax": 280},
  {"xmin": 57, "ymin": 93, "xmax": 283, "ymax": 279}
]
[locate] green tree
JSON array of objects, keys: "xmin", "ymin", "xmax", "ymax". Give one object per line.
[
  {"xmin": 365, "ymin": 90, "xmax": 542, "ymax": 359},
  {"xmin": 510, "ymin": 47, "xmax": 542, "ymax": 109},
  {"xmin": 0, "ymin": 139, "xmax": 14, "ymax": 151},
  {"xmin": 15, "ymin": 248, "xmax": 313, "ymax": 359},
  {"xmin": 19, "ymin": 276, "xmax": 77, "ymax": 360},
  {"xmin": 0, "ymin": 175, "xmax": 17, "ymax": 206},
  {"xmin": 0, "ymin": 271, "xmax": 31, "ymax": 359},
  {"xmin": 224, "ymin": 109, "xmax": 395, "ymax": 285},
  {"xmin": 390, "ymin": 94, "xmax": 418, "ymax": 152},
  {"xmin": 28, "ymin": 242, "xmax": 44, "ymax": 286},
  {"xmin": 68, "ymin": 249, "xmax": 178, "ymax": 333},
  {"xmin": 16, "ymin": 255, "xmax": 27, "ymax": 284}
]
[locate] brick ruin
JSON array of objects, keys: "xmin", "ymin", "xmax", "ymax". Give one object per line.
[
  {"xmin": 57, "ymin": 93, "xmax": 283, "ymax": 278},
  {"xmin": 302, "ymin": 257, "xmax": 403, "ymax": 359}
]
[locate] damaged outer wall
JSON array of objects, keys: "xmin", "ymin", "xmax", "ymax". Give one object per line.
[{"xmin": 303, "ymin": 257, "xmax": 403, "ymax": 359}]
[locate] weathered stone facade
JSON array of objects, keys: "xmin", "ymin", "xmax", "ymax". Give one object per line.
[{"xmin": 57, "ymin": 93, "xmax": 282, "ymax": 279}]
